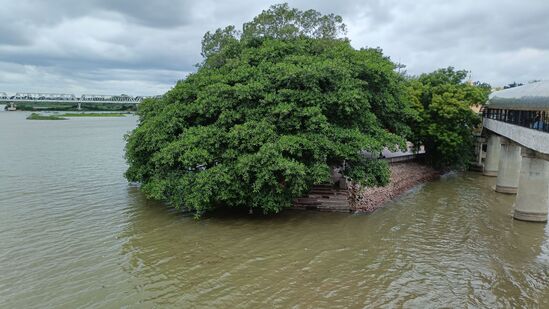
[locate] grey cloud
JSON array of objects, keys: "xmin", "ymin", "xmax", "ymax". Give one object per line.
[
  {"xmin": 0, "ymin": 0, "xmax": 547, "ymax": 95},
  {"xmin": 345, "ymin": 0, "xmax": 549, "ymax": 85},
  {"xmin": 98, "ymin": 0, "xmax": 198, "ymax": 28}
]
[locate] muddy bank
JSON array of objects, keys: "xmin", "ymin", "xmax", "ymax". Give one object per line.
[{"xmin": 349, "ymin": 162, "xmax": 440, "ymax": 213}]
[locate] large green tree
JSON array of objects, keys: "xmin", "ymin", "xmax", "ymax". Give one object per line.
[
  {"xmin": 408, "ymin": 67, "xmax": 490, "ymax": 168},
  {"xmin": 125, "ymin": 4, "xmax": 416, "ymax": 217}
]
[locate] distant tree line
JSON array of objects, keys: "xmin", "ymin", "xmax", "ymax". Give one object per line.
[{"xmin": 12, "ymin": 102, "xmax": 136, "ymax": 111}]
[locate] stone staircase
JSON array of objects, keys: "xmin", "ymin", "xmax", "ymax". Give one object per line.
[{"xmin": 293, "ymin": 184, "xmax": 350, "ymax": 212}]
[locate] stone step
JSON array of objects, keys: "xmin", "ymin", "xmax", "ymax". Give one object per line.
[
  {"xmin": 318, "ymin": 207, "xmax": 351, "ymax": 213},
  {"xmin": 308, "ymin": 189, "xmax": 349, "ymax": 196},
  {"xmin": 317, "ymin": 202, "xmax": 349, "ymax": 207},
  {"xmin": 294, "ymin": 200, "xmax": 349, "ymax": 206},
  {"xmin": 306, "ymin": 194, "xmax": 348, "ymax": 200},
  {"xmin": 313, "ymin": 184, "xmax": 337, "ymax": 189},
  {"xmin": 294, "ymin": 203, "xmax": 350, "ymax": 212},
  {"xmin": 293, "ymin": 199, "xmax": 322, "ymax": 206},
  {"xmin": 309, "ymin": 187, "xmax": 348, "ymax": 192},
  {"xmin": 296, "ymin": 196, "xmax": 348, "ymax": 203},
  {"xmin": 293, "ymin": 184, "xmax": 351, "ymax": 212},
  {"xmin": 318, "ymin": 203, "xmax": 349, "ymax": 208}
]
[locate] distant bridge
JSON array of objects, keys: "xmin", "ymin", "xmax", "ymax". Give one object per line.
[{"xmin": 0, "ymin": 92, "xmax": 160, "ymax": 106}]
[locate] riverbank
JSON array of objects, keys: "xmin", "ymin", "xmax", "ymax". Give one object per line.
[
  {"xmin": 61, "ymin": 113, "xmax": 128, "ymax": 117},
  {"xmin": 26, "ymin": 113, "xmax": 67, "ymax": 120},
  {"xmin": 6, "ymin": 102, "xmax": 136, "ymax": 112},
  {"xmin": 292, "ymin": 161, "xmax": 440, "ymax": 213},
  {"xmin": 26, "ymin": 112, "xmax": 130, "ymax": 120},
  {"xmin": 350, "ymin": 161, "xmax": 440, "ymax": 213}
]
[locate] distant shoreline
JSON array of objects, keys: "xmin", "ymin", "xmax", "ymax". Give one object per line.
[
  {"xmin": 3, "ymin": 102, "xmax": 136, "ymax": 112},
  {"xmin": 26, "ymin": 112, "xmax": 130, "ymax": 120},
  {"xmin": 60, "ymin": 112, "xmax": 128, "ymax": 117}
]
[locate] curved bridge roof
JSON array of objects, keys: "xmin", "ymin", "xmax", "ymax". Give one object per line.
[{"xmin": 487, "ymin": 81, "xmax": 549, "ymax": 110}]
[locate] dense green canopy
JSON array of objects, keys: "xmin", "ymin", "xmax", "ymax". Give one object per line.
[
  {"xmin": 125, "ymin": 4, "xmax": 416, "ymax": 217},
  {"xmin": 407, "ymin": 67, "xmax": 490, "ymax": 168}
]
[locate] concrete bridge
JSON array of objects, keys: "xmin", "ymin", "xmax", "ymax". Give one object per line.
[
  {"xmin": 481, "ymin": 81, "xmax": 549, "ymax": 222},
  {"xmin": 0, "ymin": 92, "xmax": 160, "ymax": 110}
]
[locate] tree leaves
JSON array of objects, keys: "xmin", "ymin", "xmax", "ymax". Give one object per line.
[
  {"xmin": 125, "ymin": 5, "xmax": 415, "ymax": 216},
  {"xmin": 409, "ymin": 67, "xmax": 490, "ymax": 169}
]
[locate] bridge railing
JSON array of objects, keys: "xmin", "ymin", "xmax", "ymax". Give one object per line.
[
  {"xmin": 14, "ymin": 93, "xmax": 77, "ymax": 100},
  {"xmin": 483, "ymin": 108, "xmax": 549, "ymax": 133},
  {"xmin": 0, "ymin": 92, "xmax": 162, "ymax": 104},
  {"xmin": 80, "ymin": 95, "xmax": 142, "ymax": 102}
]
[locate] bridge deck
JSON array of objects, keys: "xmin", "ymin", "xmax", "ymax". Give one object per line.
[{"xmin": 483, "ymin": 118, "xmax": 549, "ymax": 155}]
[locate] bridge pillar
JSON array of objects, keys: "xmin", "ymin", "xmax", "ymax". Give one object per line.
[
  {"xmin": 513, "ymin": 148, "xmax": 549, "ymax": 222},
  {"xmin": 77, "ymin": 102, "xmax": 82, "ymax": 110},
  {"xmin": 495, "ymin": 139, "xmax": 521, "ymax": 194},
  {"xmin": 483, "ymin": 134, "xmax": 501, "ymax": 176}
]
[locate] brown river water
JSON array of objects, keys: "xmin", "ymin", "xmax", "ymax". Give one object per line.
[{"xmin": 1, "ymin": 110, "xmax": 549, "ymax": 308}]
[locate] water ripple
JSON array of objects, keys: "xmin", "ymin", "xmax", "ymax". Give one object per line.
[{"xmin": 1, "ymin": 112, "xmax": 549, "ymax": 307}]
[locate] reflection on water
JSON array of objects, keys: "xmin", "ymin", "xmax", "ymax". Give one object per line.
[{"xmin": 1, "ymin": 112, "xmax": 549, "ymax": 308}]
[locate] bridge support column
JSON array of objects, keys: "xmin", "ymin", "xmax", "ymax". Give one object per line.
[
  {"xmin": 513, "ymin": 148, "xmax": 549, "ymax": 222},
  {"xmin": 495, "ymin": 139, "xmax": 521, "ymax": 194},
  {"xmin": 483, "ymin": 134, "xmax": 501, "ymax": 177},
  {"xmin": 77, "ymin": 102, "xmax": 82, "ymax": 110}
]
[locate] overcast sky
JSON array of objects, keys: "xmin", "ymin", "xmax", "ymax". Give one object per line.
[{"xmin": 1, "ymin": 0, "xmax": 547, "ymax": 95}]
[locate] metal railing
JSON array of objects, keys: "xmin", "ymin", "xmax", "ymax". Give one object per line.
[{"xmin": 483, "ymin": 108, "xmax": 549, "ymax": 133}]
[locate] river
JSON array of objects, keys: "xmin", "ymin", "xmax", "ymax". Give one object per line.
[{"xmin": 1, "ymin": 111, "xmax": 548, "ymax": 308}]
